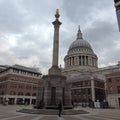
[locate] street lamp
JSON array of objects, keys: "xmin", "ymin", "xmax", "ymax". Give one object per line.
[{"xmin": 114, "ymin": 0, "xmax": 120, "ymax": 31}]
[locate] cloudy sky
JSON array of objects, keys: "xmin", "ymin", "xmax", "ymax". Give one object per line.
[{"xmin": 0, "ymin": 0, "xmax": 120, "ymax": 74}]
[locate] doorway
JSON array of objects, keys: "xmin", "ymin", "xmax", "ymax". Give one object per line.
[
  {"xmin": 118, "ymin": 98, "xmax": 120, "ymax": 108},
  {"xmin": 51, "ymin": 87, "xmax": 56, "ymax": 105}
]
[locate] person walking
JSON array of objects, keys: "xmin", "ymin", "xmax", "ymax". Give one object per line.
[{"xmin": 58, "ymin": 101, "xmax": 63, "ymax": 117}]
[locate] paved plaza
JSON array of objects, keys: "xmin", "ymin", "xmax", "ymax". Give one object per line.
[{"xmin": 0, "ymin": 105, "xmax": 120, "ymax": 120}]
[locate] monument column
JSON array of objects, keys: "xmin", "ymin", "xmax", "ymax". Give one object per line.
[
  {"xmin": 37, "ymin": 9, "xmax": 72, "ymax": 109},
  {"xmin": 49, "ymin": 9, "xmax": 62, "ymax": 75}
]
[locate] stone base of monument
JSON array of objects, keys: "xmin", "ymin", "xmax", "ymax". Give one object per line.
[
  {"xmin": 18, "ymin": 108, "xmax": 89, "ymax": 115},
  {"xmin": 36, "ymin": 73, "xmax": 72, "ymax": 109}
]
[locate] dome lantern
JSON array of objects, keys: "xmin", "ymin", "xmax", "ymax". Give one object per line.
[{"xmin": 77, "ymin": 25, "xmax": 83, "ymax": 40}]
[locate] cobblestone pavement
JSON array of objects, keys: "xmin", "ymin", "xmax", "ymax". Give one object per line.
[{"xmin": 0, "ymin": 105, "xmax": 120, "ymax": 120}]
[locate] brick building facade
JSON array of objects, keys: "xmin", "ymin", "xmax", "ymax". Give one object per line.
[
  {"xmin": 0, "ymin": 64, "xmax": 41, "ymax": 105},
  {"xmin": 106, "ymin": 71, "xmax": 120, "ymax": 108},
  {"xmin": 70, "ymin": 75, "xmax": 105, "ymax": 105}
]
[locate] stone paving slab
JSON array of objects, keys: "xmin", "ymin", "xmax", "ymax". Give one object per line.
[
  {"xmin": 83, "ymin": 115, "xmax": 111, "ymax": 120},
  {"xmin": 0, "ymin": 114, "xmax": 20, "ymax": 119},
  {"xmin": 63, "ymin": 116, "xmax": 82, "ymax": 120},
  {"xmin": 93, "ymin": 115, "xmax": 120, "ymax": 120},
  {"xmin": 1, "ymin": 105, "xmax": 120, "ymax": 120},
  {"xmin": 39, "ymin": 116, "xmax": 58, "ymax": 120},
  {"xmin": 8, "ymin": 115, "xmax": 38, "ymax": 120}
]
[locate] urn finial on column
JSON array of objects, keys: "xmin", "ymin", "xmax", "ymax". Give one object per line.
[{"xmin": 55, "ymin": 9, "xmax": 60, "ymax": 19}]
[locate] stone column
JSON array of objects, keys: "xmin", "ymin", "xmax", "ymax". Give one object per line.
[
  {"xmin": 74, "ymin": 56, "xmax": 79, "ymax": 65},
  {"xmin": 91, "ymin": 77, "xmax": 95, "ymax": 102},
  {"xmin": 66, "ymin": 58, "xmax": 68, "ymax": 67},
  {"xmin": 30, "ymin": 98, "xmax": 32, "ymax": 104},
  {"xmin": 68, "ymin": 58, "xmax": 70, "ymax": 67},
  {"xmin": 85, "ymin": 56, "xmax": 86, "ymax": 65},
  {"xmin": 71, "ymin": 57, "xmax": 73, "ymax": 66},
  {"xmin": 49, "ymin": 9, "xmax": 62, "ymax": 75},
  {"xmin": 66, "ymin": 59, "xmax": 68, "ymax": 67},
  {"xmin": 90, "ymin": 57, "xmax": 92, "ymax": 66},
  {"xmin": 83, "ymin": 56, "xmax": 85, "ymax": 65},
  {"xmin": 88, "ymin": 57, "xmax": 90, "ymax": 66},
  {"xmin": 52, "ymin": 10, "xmax": 61, "ymax": 66},
  {"xmin": 81, "ymin": 56, "xmax": 83, "ymax": 65},
  {"xmin": 88, "ymin": 56, "xmax": 91, "ymax": 66},
  {"xmin": 86, "ymin": 56, "xmax": 88, "ymax": 65},
  {"xmin": 14, "ymin": 98, "xmax": 17, "ymax": 104},
  {"xmin": 92, "ymin": 57, "xmax": 94, "ymax": 66},
  {"xmin": 70, "ymin": 57, "xmax": 71, "ymax": 66},
  {"xmin": 93, "ymin": 59, "xmax": 94, "ymax": 66}
]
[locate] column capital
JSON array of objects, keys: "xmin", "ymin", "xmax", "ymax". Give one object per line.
[{"xmin": 52, "ymin": 20, "xmax": 62, "ymax": 27}]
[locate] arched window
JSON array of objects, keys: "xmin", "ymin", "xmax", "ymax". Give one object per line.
[
  {"xmin": 1, "ymin": 91, "xmax": 4, "ymax": 95},
  {"xmin": 18, "ymin": 92, "xmax": 23, "ymax": 95},
  {"xmin": 25, "ymin": 92, "xmax": 31, "ymax": 96},
  {"xmin": 32, "ymin": 93, "xmax": 36, "ymax": 96},
  {"xmin": 109, "ymin": 87, "xmax": 113, "ymax": 94},
  {"xmin": 10, "ymin": 91, "xmax": 16, "ymax": 95}
]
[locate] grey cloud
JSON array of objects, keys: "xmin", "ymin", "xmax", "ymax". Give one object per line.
[
  {"xmin": 0, "ymin": 0, "xmax": 29, "ymax": 33},
  {"xmin": 62, "ymin": 0, "xmax": 113, "ymax": 24},
  {"xmin": 85, "ymin": 21, "xmax": 117, "ymax": 49}
]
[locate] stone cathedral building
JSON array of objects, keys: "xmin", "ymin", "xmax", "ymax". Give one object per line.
[{"xmin": 62, "ymin": 26, "xmax": 106, "ymax": 106}]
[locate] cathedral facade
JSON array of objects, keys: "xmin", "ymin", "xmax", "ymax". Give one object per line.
[{"xmin": 62, "ymin": 26, "xmax": 106, "ymax": 107}]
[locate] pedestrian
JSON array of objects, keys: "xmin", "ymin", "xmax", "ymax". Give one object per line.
[
  {"xmin": 72, "ymin": 100, "xmax": 74, "ymax": 108},
  {"xmin": 58, "ymin": 101, "xmax": 63, "ymax": 117}
]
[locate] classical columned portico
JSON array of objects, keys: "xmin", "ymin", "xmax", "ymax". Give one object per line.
[{"xmin": 65, "ymin": 54, "xmax": 97, "ymax": 68}]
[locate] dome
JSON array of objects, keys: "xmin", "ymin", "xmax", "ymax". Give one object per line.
[
  {"xmin": 64, "ymin": 26, "xmax": 98, "ymax": 73},
  {"xmin": 69, "ymin": 26, "xmax": 92, "ymax": 51},
  {"xmin": 69, "ymin": 39, "xmax": 92, "ymax": 50}
]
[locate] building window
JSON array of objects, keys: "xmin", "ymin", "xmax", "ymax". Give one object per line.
[
  {"xmin": 18, "ymin": 92, "xmax": 23, "ymax": 96},
  {"xmin": 32, "ymin": 93, "xmax": 36, "ymax": 96},
  {"xmin": 117, "ymin": 86, "xmax": 120, "ymax": 93},
  {"xmin": 108, "ymin": 78, "xmax": 112, "ymax": 82},
  {"xmin": 10, "ymin": 83, "xmax": 17, "ymax": 88},
  {"xmin": 33, "ymin": 86, "xmax": 37, "ymax": 90},
  {"xmin": 1, "ymin": 91, "xmax": 4, "ymax": 95},
  {"xmin": 116, "ymin": 79, "xmax": 120, "ymax": 82},
  {"xmin": 19, "ymin": 85, "xmax": 24, "ymax": 89},
  {"xmin": 25, "ymin": 92, "xmax": 31, "ymax": 96},
  {"xmin": 26, "ymin": 85, "xmax": 31, "ymax": 89},
  {"xmin": 88, "ymin": 88, "xmax": 91, "ymax": 95},
  {"xmin": 108, "ymin": 87, "xmax": 113, "ymax": 94},
  {"xmin": 10, "ymin": 91, "xmax": 16, "ymax": 95},
  {"xmin": 13, "ymin": 69, "xmax": 19, "ymax": 73}
]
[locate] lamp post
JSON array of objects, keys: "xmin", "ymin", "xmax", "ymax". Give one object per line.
[{"xmin": 114, "ymin": 0, "xmax": 120, "ymax": 31}]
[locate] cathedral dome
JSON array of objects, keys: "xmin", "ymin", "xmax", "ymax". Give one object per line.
[
  {"xmin": 63, "ymin": 26, "xmax": 98, "ymax": 73},
  {"xmin": 69, "ymin": 39, "xmax": 92, "ymax": 50},
  {"xmin": 69, "ymin": 26, "xmax": 92, "ymax": 51}
]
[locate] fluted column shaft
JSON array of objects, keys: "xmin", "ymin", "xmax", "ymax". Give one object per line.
[{"xmin": 52, "ymin": 20, "xmax": 62, "ymax": 66}]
